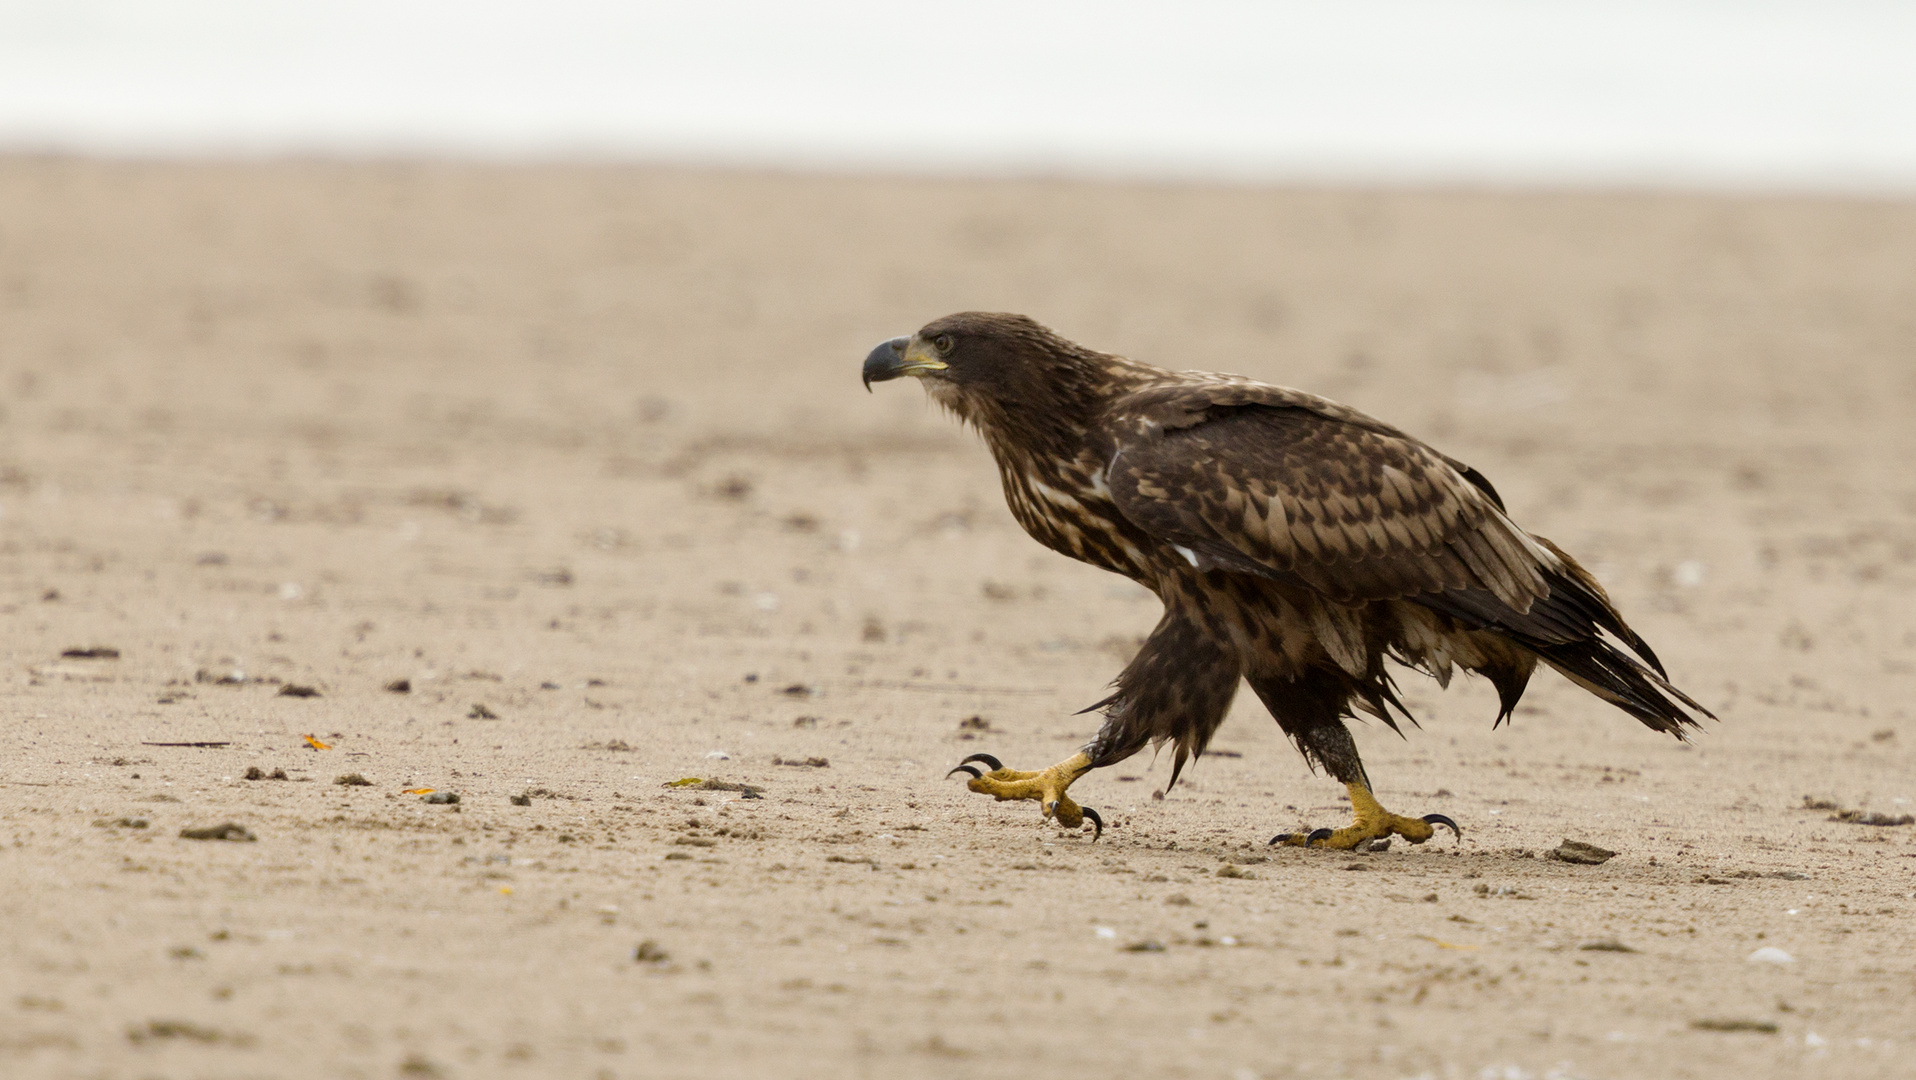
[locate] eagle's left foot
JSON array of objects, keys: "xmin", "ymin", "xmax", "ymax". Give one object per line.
[
  {"xmin": 1270, "ymin": 781, "xmax": 1460, "ymax": 850},
  {"xmin": 947, "ymin": 751, "xmax": 1103, "ymax": 839}
]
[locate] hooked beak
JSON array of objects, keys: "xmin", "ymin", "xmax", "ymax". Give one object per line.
[{"xmin": 862, "ymin": 335, "xmax": 948, "ymax": 391}]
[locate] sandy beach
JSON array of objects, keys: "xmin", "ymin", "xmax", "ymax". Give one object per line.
[{"xmin": 1, "ymin": 159, "xmax": 1913, "ymax": 1079}]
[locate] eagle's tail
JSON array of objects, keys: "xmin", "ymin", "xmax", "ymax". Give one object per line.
[{"xmin": 1536, "ymin": 638, "xmax": 1716, "ymax": 737}]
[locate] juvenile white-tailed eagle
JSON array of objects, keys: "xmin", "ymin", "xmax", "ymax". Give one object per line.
[{"xmin": 863, "ymin": 312, "xmax": 1712, "ymax": 848}]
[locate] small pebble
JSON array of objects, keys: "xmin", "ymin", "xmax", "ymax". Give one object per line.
[
  {"xmin": 1747, "ymin": 946, "xmax": 1795, "ymax": 964},
  {"xmin": 422, "ymin": 792, "xmax": 460, "ymax": 805}
]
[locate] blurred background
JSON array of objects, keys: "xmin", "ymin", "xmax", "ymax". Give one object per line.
[
  {"xmin": 4, "ymin": 0, "xmax": 1916, "ymax": 191},
  {"xmin": 6, "ymin": 6, "xmax": 1916, "ymax": 1079}
]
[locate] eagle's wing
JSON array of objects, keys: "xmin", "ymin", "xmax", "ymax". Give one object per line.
[{"xmin": 1105, "ymin": 379, "xmax": 1664, "ymax": 672}]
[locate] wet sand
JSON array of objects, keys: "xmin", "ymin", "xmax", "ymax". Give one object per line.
[{"xmin": 1, "ymin": 159, "xmax": 1913, "ymax": 1079}]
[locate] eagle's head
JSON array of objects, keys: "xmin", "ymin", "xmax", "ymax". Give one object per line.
[{"xmin": 862, "ymin": 312, "xmax": 1121, "ymax": 440}]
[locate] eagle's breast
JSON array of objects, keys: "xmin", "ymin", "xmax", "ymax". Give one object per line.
[{"xmin": 999, "ymin": 450, "xmax": 1153, "ymax": 582}]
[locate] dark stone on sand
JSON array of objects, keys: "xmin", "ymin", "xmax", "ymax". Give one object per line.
[
  {"xmin": 179, "ymin": 823, "xmax": 256, "ymax": 842},
  {"xmin": 1547, "ymin": 839, "xmax": 1617, "ymax": 864}
]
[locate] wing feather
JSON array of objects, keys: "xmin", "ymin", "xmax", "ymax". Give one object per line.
[
  {"xmin": 1108, "ymin": 384, "xmax": 1528, "ymax": 605},
  {"xmin": 1460, "ymin": 528, "xmax": 1525, "ymax": 610},
  {"xmin": 1100, "ymin": 379, "xmax": 1679, "ymax": 680}
]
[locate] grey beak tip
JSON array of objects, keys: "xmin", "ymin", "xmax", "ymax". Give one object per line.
[{"xmin": 861, "ymin": 335, "xmax": 912, "ymax": 390}]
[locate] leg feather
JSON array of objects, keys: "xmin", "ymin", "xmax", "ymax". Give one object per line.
[
  {"xmin": 1248, "ymin": 668, "xmax": 1371, "ymax": 787},
  {"xmin": 1082, "ymin": 604, "xmax": 1240, "ymax": 786}
]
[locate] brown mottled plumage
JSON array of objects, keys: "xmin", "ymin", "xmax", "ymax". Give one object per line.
[{"xmin": 863, "ymin": 312, "xmax": 1712, "ymax": 832}]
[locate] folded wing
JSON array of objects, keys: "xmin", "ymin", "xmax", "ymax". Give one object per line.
[{"xmin": 1104, "ymin": 380, "xmax": 1710, "ymax": 733}]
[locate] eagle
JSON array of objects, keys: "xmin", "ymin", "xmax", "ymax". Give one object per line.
[{"xmin": 863, "ymin": 312, "xmax": 1713, "ymax": 848}]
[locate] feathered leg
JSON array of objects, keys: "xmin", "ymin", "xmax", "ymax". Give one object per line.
[
  {"xmin": 948, "ymin": 605, "xmax": 1239, "ymax": 839},
  {"xmin": 1250, "ymin": 669, "xmax": 1460, "ymax": 850}
]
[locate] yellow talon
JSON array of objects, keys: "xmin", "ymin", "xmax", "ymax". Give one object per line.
[
  {"xmin": 948, "ymin": 751, "xmax": 1101, "ymax": 836},
  {"xmin": 1271, "ymin": 781, "xmax": 1461, "ymax": 850}
]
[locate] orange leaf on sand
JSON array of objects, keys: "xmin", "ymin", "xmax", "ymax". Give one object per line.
[
  {"xmin": 304, "ymin": 735, "xmax": 332, "ymax": 750},
  {"xmin": 403, "ymin": 788, "xmax": 435, "ymax": 795},
  {"xmin": 1415, "ymin": 935, "xmax": 1481, "ymax": 950}
]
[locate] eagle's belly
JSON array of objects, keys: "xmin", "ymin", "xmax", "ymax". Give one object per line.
[{"xmin": 1155, "ymin": 569, "xmax": 1327, "ymax": 677}]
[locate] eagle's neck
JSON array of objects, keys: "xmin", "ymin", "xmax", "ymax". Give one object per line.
[
  {"xmin": 942, "ymin": 350, "xmax": 1156, "ymax": 467},
  {"xmin": 958, "ymin": 351, "xmax": 1163, "ymax": 581}
]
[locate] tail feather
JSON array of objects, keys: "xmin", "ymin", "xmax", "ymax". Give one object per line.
[
  {"xmin": 1536, "ymin": 639, "xmax": 1714, "ymax": 736},
  {"xmin": 1531, "ymin": 536, "xmax": 1667, "ymax": 677},
  {"xmin": 1482, "ymin": 652, "xmax": 1539, "ymax": 729}
]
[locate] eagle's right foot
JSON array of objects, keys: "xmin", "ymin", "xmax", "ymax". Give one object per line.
[
  {"xmin": 1269, "ymin": 781, "xmax": 1460, "ymax": 850},
  {"xmin": 947, "ymin": 751, "xmax": 1103, "ymax": 839}
]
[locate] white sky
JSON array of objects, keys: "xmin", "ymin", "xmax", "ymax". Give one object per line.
[{"xmin": 3, "ymin": 0, "xmax": 1915, "ymax": 190}]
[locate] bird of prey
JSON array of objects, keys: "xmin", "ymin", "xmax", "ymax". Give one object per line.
[{"xmin": 863, "ymin": 312, "xmax": 1712, "ymax": 849}]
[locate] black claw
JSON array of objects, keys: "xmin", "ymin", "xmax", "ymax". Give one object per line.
[
  {"xmin": 1080, "ymin": 807, "xmax": 1104, "ymax": 841},
  {"xmin": 957, "ymin": 753, "xmax": 1004, "ymax": 772},
  {"xmin": 1269, "ymin": 832, "xmax": 1293, "ymax": 845},
  {"xmin": 1306, "ymin": 828, "xmax": 1335, "ymax": 845},
  {"xmin": 1421, "ymin": 813, "xmax": 1462, "ymax": 842},
  {"xmin": 946, "ymin": 764, "xmax": 983, "ymax": 780}
]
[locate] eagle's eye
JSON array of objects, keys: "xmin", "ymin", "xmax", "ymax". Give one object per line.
[{"xmin": 933, "ymin": 334, "xmax": 956, "ymax": 356}]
